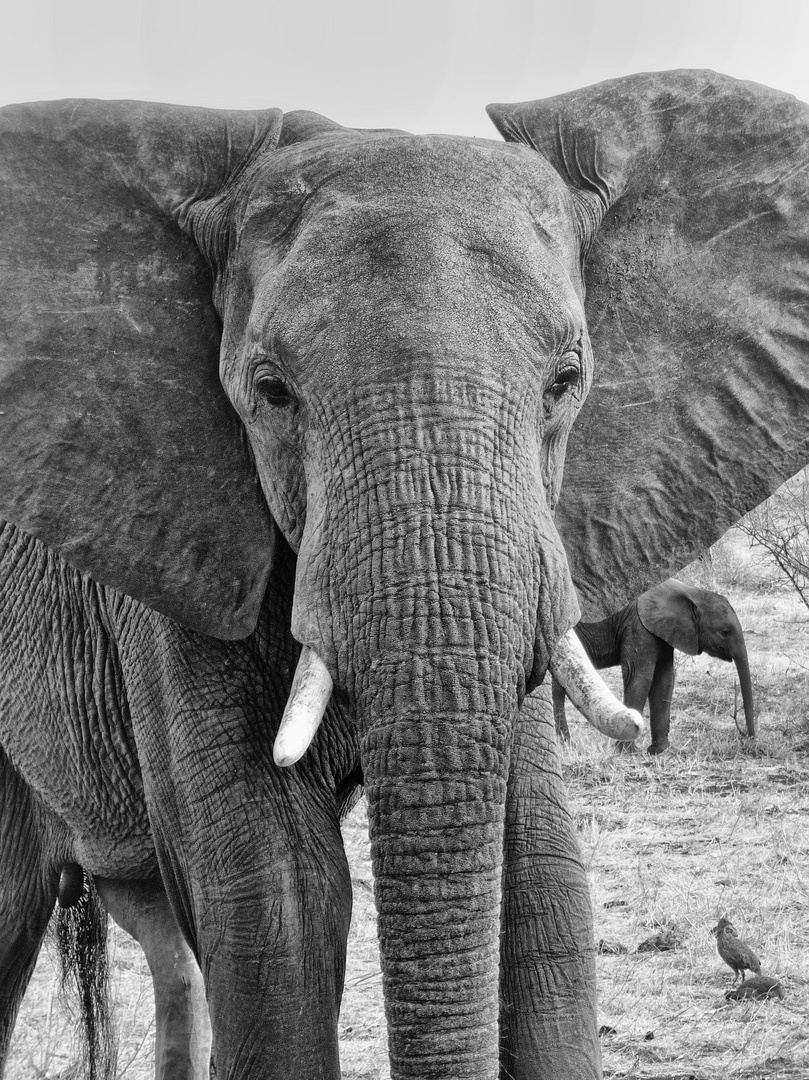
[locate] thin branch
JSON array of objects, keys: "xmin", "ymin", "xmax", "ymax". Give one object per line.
[{"xmin": 737, "ymin": 467, "xmax": 809, "ymax": 612}]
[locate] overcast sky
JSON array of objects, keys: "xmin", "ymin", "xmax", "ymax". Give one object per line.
[{"xmin": 2, "ymin": 0, "xmax": 807, "ymax": 135}]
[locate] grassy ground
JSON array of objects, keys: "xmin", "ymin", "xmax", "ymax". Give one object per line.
[{"xmin": 6, "ymin": 532, "xmax": 809, "ymax": 1079}]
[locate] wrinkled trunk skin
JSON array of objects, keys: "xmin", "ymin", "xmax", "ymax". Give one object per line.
[
  {"xmin": 500, "ymin": 683, "xmax": 600, "ymax": 1080},
  {"xmin": 734, "ymin": 642, "xmax": 756, "ymax": 738},
  {"xmin": 293, "ymin": 380, "xmax": 583, "ymax": 1079},
  {"xmin": 361, "ymin": 677, "xmax": 506, "ymax": 1076}
]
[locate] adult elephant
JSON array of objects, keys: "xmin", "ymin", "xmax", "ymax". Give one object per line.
[
  {"xmin": 0, "ymin": 84, "xmax": 638, "ymax": 1080},
  {"xmin": 552, "ymin": 579, "xmax": 755, "ymax": 752},
  {"xmin": 1, "ymin": 69, "xmax": 808, "ymax": 1080}
]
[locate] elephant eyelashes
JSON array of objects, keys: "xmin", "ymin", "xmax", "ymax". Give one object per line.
[
  {"xmin": 544, "ymin": 354, "xmax": 582, "ymax": 410},
  {"xmin": 256, "ymin": 376, "xmax": 297, "ymax": 408}
]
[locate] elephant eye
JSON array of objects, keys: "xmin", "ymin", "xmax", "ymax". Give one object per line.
[
  {"xmin": 552, "ymin": 354, "xmax": 582, "ymax": 393},
  {"xmin": 544, "ymin": 352, "xmax": 582, "ymax": 413},
  {"xmin": 256, "ymin": 374, "xmax": 297, "ymax": 408}
]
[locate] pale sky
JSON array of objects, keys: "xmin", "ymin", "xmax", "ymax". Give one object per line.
[{"xmin": 1, "ymin": 0, "xmax": 807, "ymax": 135}]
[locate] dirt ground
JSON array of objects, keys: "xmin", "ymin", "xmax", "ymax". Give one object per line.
[{"xmin": 6, "ymin": 537, "xmax": 809, "ymax": 1079}]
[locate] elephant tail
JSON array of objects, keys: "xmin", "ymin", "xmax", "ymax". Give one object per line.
[{"xmin": 54, "ymin": 871, "xmax": 117, "ymax": 1080}]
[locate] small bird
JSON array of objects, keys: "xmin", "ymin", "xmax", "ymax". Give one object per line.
[{"xmin": 712, "ymin": 917, "xmax": 762, "ymax": 982}]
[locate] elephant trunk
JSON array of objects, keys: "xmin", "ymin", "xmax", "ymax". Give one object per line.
[
  {"xmin": 338, "ymin": 517, "xmax": 575, "ymax": 1077},
  {"xmin": 361, "ymin": 678, "xmax": 507, "ymax": 1078},
  {"xmin": 734, "ymin": 641, "xmax": 756, "ymax": 738}
]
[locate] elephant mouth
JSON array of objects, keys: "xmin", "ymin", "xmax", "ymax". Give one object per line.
[{"xmin": 273, "ymin": 631, "xmax": 644, "ymax": 767}]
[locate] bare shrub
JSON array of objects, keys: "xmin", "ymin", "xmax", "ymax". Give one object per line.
[
  {"xmin": 737, "ymin": 467, "xmax": 809, "ymax": 610},
  {"xmin": 679, "ymin": 529, "xmax": 767, "ymax": 593}
]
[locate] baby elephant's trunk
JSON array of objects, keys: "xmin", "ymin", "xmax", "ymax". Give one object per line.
[{"xmin": 734, "ymin": 640, "xmax": 756, "ymax": 737}]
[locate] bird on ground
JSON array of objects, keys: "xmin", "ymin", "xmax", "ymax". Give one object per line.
[{"xmin": 712, "ymin": 917, "xmax": 762, "ymax": 982}]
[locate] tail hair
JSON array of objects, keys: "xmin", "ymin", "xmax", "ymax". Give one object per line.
[{"xmin": 54, "ymin": 876, "xmax": 117, "ymax": 1080}]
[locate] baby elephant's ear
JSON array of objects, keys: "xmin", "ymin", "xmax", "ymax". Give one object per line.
[
  {"xmin": 0, "ymin": 100, "xmax": 282, "ymax": 638},
  {"xmin": 637, "ymin": 579, "xmax": 699, "ymax": 655},
  {"xmin": 489, "ymin": 71, "xmax": 809, "ymax": 619}
]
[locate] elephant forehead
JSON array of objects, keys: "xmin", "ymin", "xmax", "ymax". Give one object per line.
[
  {"xmin": 251, "ymin": 228, "xmax": 583, "ymax": 385},
  {"xmin": 248, "ymin": 129, "xmax": 574, "ymax": 222},
  {"xmin": 235, "ymin": 136, "xmax": 585, "ymax": 371},
  {"xmin": 246, "ymin": 135, "xmax": 577, "ymax": 266}
]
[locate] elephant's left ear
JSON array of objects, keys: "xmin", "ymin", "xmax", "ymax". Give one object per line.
[
  {"xmin": 637, "ymin": 579, "xmax": 699, "ymax": 655},
  {"xmin": 488, "ymin": 71, "xmax": 809, "ymax": 618},
  {"xmin": 0, "ymin": 100, "xmax": 283, "ymax": 638}
]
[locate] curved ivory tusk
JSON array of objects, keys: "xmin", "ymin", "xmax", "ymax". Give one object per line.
[
  {"xmin": 548, "ymin": 629, "xmax": 645, "ymax": 742},
  {"xmin": 273, "ymin": 646, "xmax": 334, "ymax": 767}
]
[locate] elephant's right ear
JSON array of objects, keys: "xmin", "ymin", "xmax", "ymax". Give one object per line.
[
  {"xmin": 0, "ymin": 99, "xmax": 283, "ymax": 638},
  {"xmin": 489, "ymin": 71, "xmax": 809, "ymax": 618},
  {"xmin": 637, "ymin": 579, "xmax": 699, "ymax": 655}
]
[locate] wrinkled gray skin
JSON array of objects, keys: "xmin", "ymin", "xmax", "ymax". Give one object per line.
[
  {"xmin": 553, "ymin": 579, "xmax": 755, "ymax": 753},
  {"xmin": 2, "ymin": 69, "xmax": 809, "ymax": 1080}
]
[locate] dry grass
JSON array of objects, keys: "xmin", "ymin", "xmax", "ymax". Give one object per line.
[
  {"xmin": 6, "ymin": 547, "xmax": 809, "ymax": 1079},
  {"xmin": 559, "ymin": 576, "xmax": 809, "ymax": 1080}
]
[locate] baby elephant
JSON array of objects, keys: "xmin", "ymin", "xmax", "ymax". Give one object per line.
[{"xmin": 552, "ymin": 578, "xmax": 755, "ymax": 753}]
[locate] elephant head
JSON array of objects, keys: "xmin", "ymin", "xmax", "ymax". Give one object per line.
[
  {"xmin": 638, "ymin": 578, "xmax": 755, "ymax": 737},
  {"xmin": 1, "ymin": 70, "xmax": 809, "ymax": 1079}
]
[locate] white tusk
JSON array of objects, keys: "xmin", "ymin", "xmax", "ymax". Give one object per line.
[
  {"xmin": 273, "ymin": 646, "xmax": 333, "ymax": 767},
  {"xmin": 548, "ymin": 629, "xmax": 645, "ymax": 742}
]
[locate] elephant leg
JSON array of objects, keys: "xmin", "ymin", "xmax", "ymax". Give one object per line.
[
  {"xmin": 616, "ymin": 658, "xmax": 655, "ymax": 753},
  {"xmin": 120, "ymin": 614, "xmax": 353, "ymax": 1080},
  {"xmin": 95, "ymin": 877, "xmax": 211, "ymax": 1080},
  {"xmin": 551, "ymin": 677, "xmax": 570, "ymax": 741},
  {"xmin": 148, "ymin": 793, "xmax": 351, "ymax": 1080},
  {"xmin": 646, "ymin": 643, "xmax": 675, "ymax": 754},
  {"xmin": 499, "ymin": 684, "xmax": 600, "ymax": 1080},
  {"xmin": 0, "ymin": 751, "xmax": 57, "ymax": 1068}
]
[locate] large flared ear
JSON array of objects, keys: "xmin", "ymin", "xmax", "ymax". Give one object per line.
[
  {"xmin": 637, "ymin": 579, "xmax": 699, "ymax": 655},
  {"xmin": 489, "ymin": 71, "xmax": 809, "ymax": 618},
  {"xmin": 0, "ymin": 99, "xmax": 283, "ymax": 638}
]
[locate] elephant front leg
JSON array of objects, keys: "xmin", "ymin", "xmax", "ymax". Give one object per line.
[
  {"xmin": 95, "ymin": 876, "xmax": 211, "ymax": 1080},
  {"xmin": 120, "ymin": 607, "xmax": 355, "ymax": 1079},
  {"xmin": 646, "ymin": 644, "xmax": 675, "ymax": 754},
  {"xmin": 153, "ymin": 798, "xmax": 352, "ymax": 1080},
  {"xmin": 499, "ymin": 685, "xmax": 601, "ymax": 1080},
  {"xmin": 617, "ymin": 658, "xmax": 656, "ymax": 753},
  {"xmin": 132, "ymin": 716, "xmax": 352, "ymax": 1078}
]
